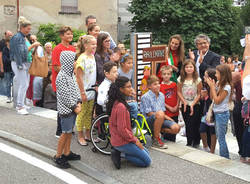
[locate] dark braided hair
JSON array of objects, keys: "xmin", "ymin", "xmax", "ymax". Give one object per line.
[{"xmin": 106, "ymin": 76, "xmax": 130, "ymax": 116}]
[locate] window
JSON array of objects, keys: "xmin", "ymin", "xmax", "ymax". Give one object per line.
[{"xmin": 60, "ymin": 0, "xmax": 80, "ymax": 14}]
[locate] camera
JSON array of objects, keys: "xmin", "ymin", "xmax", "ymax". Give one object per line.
[{"xmin": 240, "ymin": 26, "xmax": 250, "ymax": 47}]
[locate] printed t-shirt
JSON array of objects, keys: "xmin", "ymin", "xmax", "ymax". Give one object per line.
[{"xmin": 160, "ymin": 82, "xmax": 178, "ymax": 117}]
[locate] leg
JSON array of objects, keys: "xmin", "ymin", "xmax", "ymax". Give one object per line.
[
  {"xmin": 76, "ymin": 102, "xmax": 87, "ymax": 144},
  {"xmin": 56, "ymin": 113, "xmax": 62, "ymax": 136},
  {"xmin": 163, "ymin": 116, "xmax": 178, "ymax": 142},
  {"xmin": 56, "ymin": 133, "xmax": 67, "ymax": 158},
  {"xmin": 84, "ymin": 100, "xmax": 94, "ymax": 140},
  {"xmin": 192, "ymin": 104, "xmax": 201, "ymax": 146},
  {"xmin": 215, "ymin": 112, "xmax": 230, "ymax": 159},
  {"xmin": 115, "ymin": 143, "xmax": 151, "ymax": 167},
  {"xmin": 210, "ymin": 133, "xmax": 217, "ymax": 154},
  {"xmin": 233, "ymin": 101, "xmax": 245, "ymax": 156},
  {"xmin": 181, "ymin": 105, "xmax": 192, "ymax": 146},
  {"xmin": 64, "ymin": 133, "xmax": 72, "ymax": 155},
  {"xmin": 153, "ymin": 111, "xmax": 165, "ymax": 139}
]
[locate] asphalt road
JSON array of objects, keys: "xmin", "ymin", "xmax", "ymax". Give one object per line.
[
  {"xmin": 0, "ymin": 139, "xmax": 99, "ymax": 184},
  {"xmin": 0, "ymin": 106, "xmax": 249, "ymax": 184}
]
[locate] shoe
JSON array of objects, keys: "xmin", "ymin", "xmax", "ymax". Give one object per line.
[
  {"xmin": 203, "ymin": 147, "xmax": 210, "ymax": 152},
  {"xmin": 55, "ymin": 135, "xmax": 60, "ymax": 138},
  {"xmin": 132, "ymin": 128, "xmax": 147, "ymax": 136},
  {"xmin": 53, "ymin": 155, "xmax": 71, "ymax": 169},
  {"xmin": 17, "ymin": 108, "xmax": 29, "ymax": 115},
  {"xmin": 111, "ymin": 148, "xmax": 121, "ymax": 169},
  {"xmin": 6, "ymin": 97, "xmax": 12, "ymax": 103},
  {"xmin": 63, "ymin": 151, "xmax": 81, "ymax": 161},
  {"xmin": 152, "ymin": 137, "xmax": 168, "ymax": 149},
  {"xmin": 24, "ymin": 105, "xmax": 31, "ymax": 110},
  {"xmin": 77, "ymin": 139, "xmax": 88, "ymax": 146}
]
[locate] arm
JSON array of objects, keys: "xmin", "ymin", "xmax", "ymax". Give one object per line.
[
  {"xmin": 97, "ymin": 84, "xmax": 108, "ymax": 106},
  {"xmin": 191, "ymin": 81, "xmax": 202, "ymax": 106},
  {"xmin": 164, "ymin": 115, "xmax": 175, "ymax": 122},
  {"xmin": 76, "ymin": 67, "xmax": 87, "ymax": 102},
  {"xmin": 177, "ymin": 82, "xmax": 187, "ymax": 112},
  {"xmin": 243, "ymin": 34, "xmax": 250, "ymax": 80},
  {"xmin": 56, "ymin": 78, "xmax": 78, "ymax": 110},
  {"xmin": 207, "ymin": 79, "xmax": 228, "ymax": 105},
  {"xmin": 51, "ymin": 48, "xmax": 61, "ymax": 73}
]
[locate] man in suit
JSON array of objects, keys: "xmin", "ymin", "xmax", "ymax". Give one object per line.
[{"xmin": 189, "ymin": 34, "xmax": 220, "ymax": 80}]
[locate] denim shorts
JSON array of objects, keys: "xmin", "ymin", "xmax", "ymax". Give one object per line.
[
  {"xmin": 146, "ymin": 114, "xmax": 175, "ymax": 131},
  {"xmin": 60, "ymin": 113, "xmax": 76, "ymax": 133}
]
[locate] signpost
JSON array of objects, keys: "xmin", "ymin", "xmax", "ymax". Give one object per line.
[{"xmin": 142, "ymin": 46, "xmax": 166, "ymax": 75}]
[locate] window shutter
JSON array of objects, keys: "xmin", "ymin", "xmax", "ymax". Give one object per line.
[{"xmin": 61, "ymin": 0, "xmax": 78, "ymax": 13}]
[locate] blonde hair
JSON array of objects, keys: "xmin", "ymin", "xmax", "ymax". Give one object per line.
[
  {"xmin": 160, "ymin": 65, "xmax": 172, "ymax": 73},
  {"xmin": 147, "ymin": 75, "xmax": 159, "ymax": 86},
  {"xmin": 76, "ymin": 35, "xmax": 95, "ymax": 58},
  {"xmin": 18, "ymin": 16, "xmax": 31, "ymax": 28}
]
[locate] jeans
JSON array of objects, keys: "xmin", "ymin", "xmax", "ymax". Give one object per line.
[
  {"xmin": 215, "ymin": 111, "xmax": 230, "ymax": 159},
  {"xmin": 114, "ymin": 143, "xmax": 151, "ymax": 167},
  {"xmin": 0, "ymin": 72, "xmax": 13, "ymax": 97},
  {"xmin": 11, "ymin": 62, "xmax": 30, "ymax": 108},
  {"xmin": 128, "ymin": 101, "xmax": 138, "ymax": 120}
]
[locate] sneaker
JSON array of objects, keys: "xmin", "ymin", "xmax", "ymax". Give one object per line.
[
  {"xmin": 62, "ymin": 151, "xmax": 81, "ymax": 161},
  {"xmin": 132, "ymin": 128, "xmax": 147, "ymax": 136},
  {"xmin": 53, "ymin": 155, "xmax": 71, "ymax": 169},
  {"xmin": 6, "ymin": 97, "xmax": 12, "ymax": 103},
  {"xmin": 17, "ymin": 108, "xmax": 29, "ymax": 115},
  {"xmin": 153, "ymin": 137, "xmax": 168, "ymax": 149},
  {"xmin": 24, "ymin": 105, "xmax": 31, "ymax": 110},
  {"xmin": 203, "ymin": 147, "xmax": 210, "ymax": 152},
  {"xmin": 111, "ymin": 148, "xmax": 121, "ymax": 169}
]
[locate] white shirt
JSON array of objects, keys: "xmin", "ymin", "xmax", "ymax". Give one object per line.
[
  {"xmin": 243, "ymin": 75, "xmax": 250, "ymax": 100},
  {"xmin": 196, "ymin": 50, "xmax": 208, "ymax": 77},
  {"xmin": 97, "ymin": 78, "xmax": 112, "ymax": 111}
]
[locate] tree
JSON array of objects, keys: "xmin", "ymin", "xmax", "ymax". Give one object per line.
[
  {"xmin": 36, "ymin": 23, "xmax": 86, "ymax": 47},
  {"xmin": 128, "ymin": 0, "xmax": 241, "ymax": 56}
]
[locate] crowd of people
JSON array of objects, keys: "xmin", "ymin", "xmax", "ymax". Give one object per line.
[{"xmin": 0, "ymin": 15, "xmax": 250, "ymax": 170}]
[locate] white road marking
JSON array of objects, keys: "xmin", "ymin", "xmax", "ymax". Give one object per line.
[{"xmin": 0, "ymin": 142, "xmax": 87, "ymax": 184}]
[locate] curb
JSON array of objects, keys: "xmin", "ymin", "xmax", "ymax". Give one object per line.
[
  {"xmin": 0, "ymin": 130, "xmax": 122, "ymax": 184},
  {"xmin": 153, "ymin": 142, "xmax": 250, "ymax": 182}
]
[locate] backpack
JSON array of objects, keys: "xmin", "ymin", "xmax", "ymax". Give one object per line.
[{"xmin": 241, "ymin": 100, "xmax": 250, "ymax": 126}]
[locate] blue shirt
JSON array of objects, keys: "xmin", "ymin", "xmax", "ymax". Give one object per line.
[
  {"xmin": 9, "ymin": 32, "xmax": 28, "ymax": 67},
  {"xmin": 140, "ymin": 90, "xmax": 166, "ymax": 117}
]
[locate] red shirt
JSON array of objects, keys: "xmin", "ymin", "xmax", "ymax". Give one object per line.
[
  {"xmin": 109, "ymin": 101, "xmax": 137, "ymax": 147},
  {"xmin": 51, "ymin": 43, "xmax": 76, "ymax": 92},
  {"xmin": 160, "ymin": 82, "xmax": 179, "ymax": 117}
]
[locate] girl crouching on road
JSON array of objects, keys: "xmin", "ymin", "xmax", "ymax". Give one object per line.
[{"xmin": 106, "ymin": 76, "xmax": 151, "ymax": 169}]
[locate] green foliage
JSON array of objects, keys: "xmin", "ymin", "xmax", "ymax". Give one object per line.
[
  {"xmin": 36, "ymin": 23, "xmax": 86, "ymax": 46},
  {"xmin": 128, "ymin": 0, "xmax": 242, "ymax": 56},
  {"xmin": 241, "ymin": 0, "xmax": 250, "ymax": 27}
]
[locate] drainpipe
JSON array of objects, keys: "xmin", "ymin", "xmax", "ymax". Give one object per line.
[{"xmin": 17, "ymin": 0, "xmax": 19, "ymax": 31}]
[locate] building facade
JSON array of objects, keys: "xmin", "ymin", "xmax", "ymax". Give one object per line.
[{"xmin": 0, "ymin": 0, "xmax": 118, "ymax": 42}]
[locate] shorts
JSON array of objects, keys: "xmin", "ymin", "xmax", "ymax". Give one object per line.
[
  {"xmin": 60, "ymin": 113, "xmax": 76, "ymax": 133},
  {"xmin": 199, "ymin": 122, "xmax": 215, "ymax": 135},
  {"xmin": 146, "ymin": 114, "xmax": 176, "ymax": 132}
]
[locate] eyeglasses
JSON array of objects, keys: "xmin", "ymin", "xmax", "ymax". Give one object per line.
[
  {"xmin": 104, "ymin": 39, "xmax": 110, "ymax": 43},
  {"xmin": 197, "ymin": 42, "xmax": 208, "ymax": 45}
]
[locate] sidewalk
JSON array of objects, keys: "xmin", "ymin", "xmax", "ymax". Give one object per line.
[{"xmin": 0, "ymin": 95, "xmax": 249, "ymax": 183}]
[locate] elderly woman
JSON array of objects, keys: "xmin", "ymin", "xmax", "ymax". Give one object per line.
[
  {"xmin": 44, "ymin": 42, "xmax": 53, "ymax": 66},
  {"xmin": 189, "ymin": 34, "xmax": 220, "ymax": 80},
  {"xmin": 10, "ymin": 16, "xmax": 39, "ymax": 115}
]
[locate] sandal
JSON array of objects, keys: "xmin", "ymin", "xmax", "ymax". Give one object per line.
[{"xmin": 77, "ymin": 139, "xmax": 88, "ymax": 146}]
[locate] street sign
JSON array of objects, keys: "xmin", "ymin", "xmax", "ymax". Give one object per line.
[{"xmin": 142, "ymin": 46, "xmax": 166, "ymax": 62}]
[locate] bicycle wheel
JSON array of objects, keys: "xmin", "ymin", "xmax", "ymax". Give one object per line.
[{"xmin": 90, "ymin": 113, "xmax": 112, "ymax": 155}]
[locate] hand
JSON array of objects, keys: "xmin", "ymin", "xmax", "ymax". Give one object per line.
[
  {"xmin": 173, "ymin": 105, "xmax": 179, "ymax": 112},
  {"xmin": 81, "ymin": 93, "xmax": 87, "ymax": 102},
  {"xmin": 135, "ymin": 139, "xmax": 144, "ymax": 150},
  {"xmin": 206, "ymin": 77, "xmax": 215, "ymax": 87},
  {"xmin": 199, "ymin": 50, "xmax": 204, "ymax": 63},
  {"xmin": 167, "ymin": 106, "xmax": 175, "ymax": 113},
  {"xmin": 190, "ymin": 105, "xmax": 194, "ymax": 116},
  {"xmin": 17, "ymin": 65, "xmax": 23, "ymax": 70},
  {"xmin": 32, "ymin": 41, "xmax": 40, "ymax": 47},
  {"xmin": 189, "ymin": 49, "xmax": 195, "ymax": 61},
  {"xmin": 74, "ymin": 104, "xmax": 81, "ymax": 114}
]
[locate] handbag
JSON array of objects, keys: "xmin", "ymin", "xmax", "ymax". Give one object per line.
[
  {"xmin": 205, "ymin": 101, "xmax": 215, "ymax": 125},
  {"xmin": 29, "ymin": 47, "xmax": 48, "ymax": 77}
]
